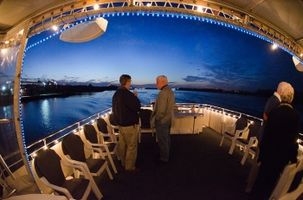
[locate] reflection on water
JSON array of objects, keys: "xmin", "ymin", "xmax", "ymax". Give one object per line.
[
  {"xmin": 41, "ymin": 99, "xmax": 50, "ymax": 127},
  {"xmin": 22, "ymin": 90, "xmax": 270, "ymax": 144}
]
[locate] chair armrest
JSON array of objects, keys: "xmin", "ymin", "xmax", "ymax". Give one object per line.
[
  {"xmin": 40, "ymin": 177, "xmax": 73, "ymax": 199},
  {"xmin": 248, "ymin": 137, "xmax": 258, "ymax": 147}
]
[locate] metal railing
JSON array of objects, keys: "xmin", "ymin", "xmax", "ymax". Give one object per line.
[{"xmin": 5, "ymin": 103, "xmax": 263, "ymax": 169}]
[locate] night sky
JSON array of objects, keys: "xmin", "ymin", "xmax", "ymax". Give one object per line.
[{"xmin": 22, "ymin": 15, "xmax": 303, "ymax": 92}]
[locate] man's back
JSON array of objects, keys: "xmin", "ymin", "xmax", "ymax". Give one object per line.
[
  {"xmin": 264, "ymin": 93, "xmax": 280, "ymax": 119},
  {"xmin": 112, "ymin": 87, "xmax": 140, "ymax": 126}
]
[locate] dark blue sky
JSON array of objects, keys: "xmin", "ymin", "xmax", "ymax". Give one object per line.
[{"xmin": 23, "ymin": 15, "xmax": 303, "ymax": 91}]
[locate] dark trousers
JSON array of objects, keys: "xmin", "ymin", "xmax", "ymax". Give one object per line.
[{"xmin": 155, "ymin": 123, "xmax": 171, "ymax": 162}]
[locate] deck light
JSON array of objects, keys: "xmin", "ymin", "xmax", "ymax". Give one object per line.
[
  {"xmin": 93, "ymin": 4, "xmax": 99, "ymax": 10},
  {"xmin": 271, "ymin": 43, "xmax": 278, "ymax": 50},
  {"xmin": 43, "ymin": 145, "xmax": 48, "ymax": 150},
  {"xmin": 51, "ymin": 25, "xmax": 58, "ymax": 31},
  {"xmin": 32, "ymin": 152, "xmax": 37, "ymax": 158}
]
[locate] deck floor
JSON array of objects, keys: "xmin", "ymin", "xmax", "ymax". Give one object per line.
[{"xmin": 94, "ymin": 128, "xmax": 253, "ymax": 200}]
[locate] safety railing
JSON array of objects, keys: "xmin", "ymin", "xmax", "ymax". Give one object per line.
[{"xmin": 6, "ymin": 103, "xmax": 264, "ymax": 170}]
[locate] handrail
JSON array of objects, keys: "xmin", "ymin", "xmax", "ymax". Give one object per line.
[
  {"xmin": 25, "ymin": 103, "xmax": 263, "ymax": 156},
  {"xmin": 26, "ymin": 107, "xmax": 112, "ymax": 149},
  {"xmin": 2, "ymin": 103, "xmax": 263, "ymax": 165}
]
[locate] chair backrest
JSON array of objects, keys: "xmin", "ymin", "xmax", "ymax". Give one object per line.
[
  {"xmin": 235, "ymin": 116, "xmax": 248, "ymax": 131},
  {"xmin": 109, "ymin": 113, "xmax": 118, "ymax": 126},
  {"xmin": 62, "ymin": 134, "xmax": 86, "ymax": 162},
  {"xmin": 84, "ymin": 124, "xmax": 98, "ymax": 143},
  {"xmin": 247, "ymin": 121, "xmax": 262, "ymax": 138},
  {"xmin": 271, "ymin": 157, "xmax": 303, "ymax": 199},
  {"xmin": 140, "ymin": 109, "xmax": 152, "ymax": 129},
  {"xmin": 34, "ymin": 149, "xmax": 66, "ymax": 187},
  {"xmin": 96, "ymin": 118, "xmax": 108, "ymax": 133}
]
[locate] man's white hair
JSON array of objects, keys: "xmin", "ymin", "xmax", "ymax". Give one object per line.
[
  {"xmin": 277, "ymin": 81, "xmax": 294, "ymax": 103},
  {"xmin": 157, "ymin": 75, "xmax": 168, "ymax": 83}
]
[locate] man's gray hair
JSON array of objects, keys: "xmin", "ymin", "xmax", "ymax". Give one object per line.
[
  {"xmin": 157, "ymin": 75, "xmax": 168, "ymax": 83},
  {"xmin": 277, "ymin": 82, "xmax": 294, "ymax": 103}
]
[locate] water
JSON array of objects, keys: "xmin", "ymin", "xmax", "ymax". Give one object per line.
[{"xmin": 22, "ymin": 90, "xmax": 270, "ymax": 144}]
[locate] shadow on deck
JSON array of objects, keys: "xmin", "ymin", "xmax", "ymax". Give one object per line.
[{"xmin": 95, "ymin": 128, "xmax": 253, "ymax": 200}]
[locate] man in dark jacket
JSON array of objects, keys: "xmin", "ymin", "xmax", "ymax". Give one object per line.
[
  {"xmin": 251, "ymin": 82, "xmax": 300, "ymax": 199},
  {"xmin": 112, "ymin": 74, "xmax": 141, "ymax": 171}
]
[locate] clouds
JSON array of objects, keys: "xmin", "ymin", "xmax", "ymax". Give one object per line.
[{"xmin": 22, "ymin": 16, "xmax": 303, "ymax": 92}]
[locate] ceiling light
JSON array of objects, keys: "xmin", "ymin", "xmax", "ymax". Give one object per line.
[
  {"xmin": 196, "ymin": 6, "xmax": 203, "ymax": 13},
  {"xmin": 93, "ymin": 4, "xmax": 99, "ymax": 10},
  {"xmin": 271, "ymin": 43, "xmax": 278, "ymax": 50},
  {"xmin": 51, "ymin": 25, "xmax": 58, "ymax": 31}
]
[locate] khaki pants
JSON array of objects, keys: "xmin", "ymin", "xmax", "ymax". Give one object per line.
[{"xmin": 118, "ymin": 125, "xmax": 139, "ymax": 170}]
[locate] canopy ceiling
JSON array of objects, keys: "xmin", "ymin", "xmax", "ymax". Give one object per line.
[{"xmin": 0, "ymin": 0, "xmax": 302, "ymax": 46}]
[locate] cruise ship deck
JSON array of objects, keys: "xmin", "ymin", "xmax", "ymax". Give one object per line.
[{"xmin": 95, "ymin": 128, "xmax": 252, "ymax": 200}]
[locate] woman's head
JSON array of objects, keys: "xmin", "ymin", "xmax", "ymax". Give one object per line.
[{"xmin": 277, "ymin": 82, "xmax": 294, "ymax": 103}]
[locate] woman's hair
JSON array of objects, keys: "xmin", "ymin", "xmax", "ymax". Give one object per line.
[{"xmin": 277, "ymin": 82, "xmax": 294, "ymax": 103}]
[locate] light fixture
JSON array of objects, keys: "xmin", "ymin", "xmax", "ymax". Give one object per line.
[
  {"xmin": 1, "ymin": 85, "xmax": 6, "ymax": 91},
  {"xmin": 4, "ymin": 41, "xmax": 9, "ymax": 44},
  {"xmin": 18, "ymin": 29, "xmax": 24, "ymax": 36},
  {"xmin": 54, "ymin": 140, "xmax": 59, "ymax": 144},
  {"xmin": 93, "ymin": 4, "xmax": 99, "ymax": 10},
  {"xmin": 32, "ymin": 152, "xmax": 37, "ymax": 158},
  {"xmin": 300, "ymin": 53, "xmax": 303, "ymax": 58},
  {"xmin": 51, "ymin": 25, "xmax": 58, "ymax": 31},
  {"xmin": 43, "ymin": 145, "xmax": 48, "ymax": 150},
  {"xmin": 146, "ymin": 3, "xmax": 152, "ymax": 7},
  {"xmin": 271, "ymin": 43, "xmax": 278, "ymax": 50},
  {"xmin": 196, "ymin": 6, "xmax": 203, "ymax": 13},
  {"xmin": 1, "ymin": 48, "xmax": 8, "ymax": 55}
]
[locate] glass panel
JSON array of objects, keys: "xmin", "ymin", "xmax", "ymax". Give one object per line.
[{"xmin": 0, "ymin": 45, "xmax": 22, "ymax": 171}]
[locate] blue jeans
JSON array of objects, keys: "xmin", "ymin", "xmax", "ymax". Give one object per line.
[{"xmin": 155, "ymin": 123, "xmax": 171, "ymax": 162}]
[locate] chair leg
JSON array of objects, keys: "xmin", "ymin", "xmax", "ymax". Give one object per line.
[
  {"xmin": 241, "ymin": 148, "xmax": 249, "ymax": 165},
  {"xmin": 106, "ymin": 163, "xmax": 114, "ymax": 180},
  {"xmin": 228, "ymin": 139, "xmax": 236, "ymax": 155},
  {"xmin": 88, "ymin": 174, "xmax": 103, "ymax": 200},
  {"xmin": 219, "ymin": 135, "xmax": 225, "ymax": 146},
  {"xmin": 107, "ymin": 154, "xmax": 118, "ymax": 174}
]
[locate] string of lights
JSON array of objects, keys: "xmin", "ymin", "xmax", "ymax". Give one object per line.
[{"xmin": 24, "ymin": 11, "xmax": 303, "ymax": 63}]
